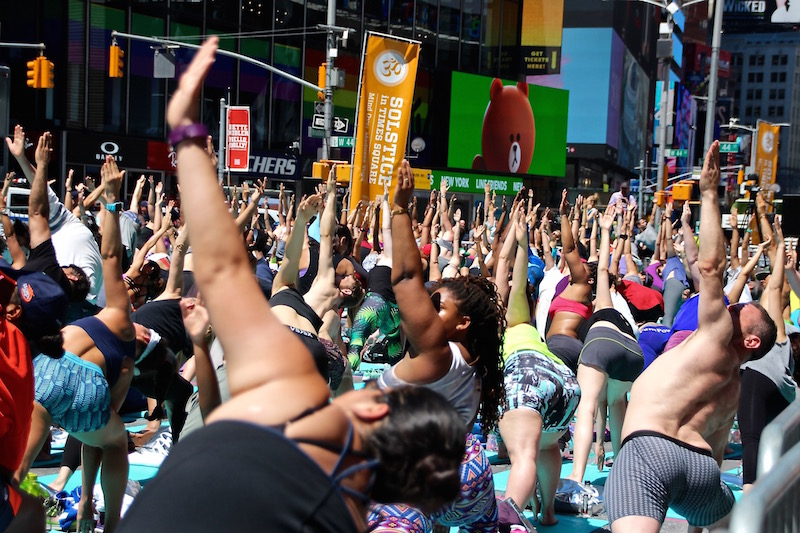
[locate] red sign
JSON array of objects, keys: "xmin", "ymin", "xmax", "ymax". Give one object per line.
[
  {"xmin": 147, "ymin": 141, "xmax": 177, "ymax": 173},
  {"xmin": 226, "ymin": 106, "xmax": 250, "ymax": 172}
]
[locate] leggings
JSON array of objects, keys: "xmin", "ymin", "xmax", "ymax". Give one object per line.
[
  {"xmin": 662, "ymin": 277, "xmax": 686, "ymax": 328},
  {"xmin": 738, "ymin": 368, "xmax": 791, "ymax": 485}
]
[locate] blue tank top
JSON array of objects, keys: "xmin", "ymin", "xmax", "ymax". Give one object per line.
[{"xmin": 71, "ymin": 316, "xmax": 136, "ymax": 387}]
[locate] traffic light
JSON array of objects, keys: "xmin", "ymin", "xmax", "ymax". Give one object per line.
[
  {"xmin": 26, "ymin": 58, "xmax": 41, "ymax": 88},
  {"xmin": 40, "ymin": 58, "xmax": 54, "ymax": 89},
  {"xmin": 737, "ymin": 168, "xmax": 744, "ymax": 185},
  {"xmin": 109, "ymin": 44, "xmax": 124, "ymax": 78},
  {"xmin": 317, "ymin": 62, "xmax": 326, "ymax": 100}
]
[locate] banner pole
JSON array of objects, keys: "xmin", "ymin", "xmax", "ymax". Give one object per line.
[
  {"xmin": 348, "ymin": 32, "xmax": 369, "ymax": 210},
  {"xmin": 218, "ymin": 97, "xmax": 226, "ymax": 184}
]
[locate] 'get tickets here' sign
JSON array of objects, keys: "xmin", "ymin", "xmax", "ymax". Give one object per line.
[{"xmin": 226, "ymin": 106, "xmax": 250, "ymax": 172}]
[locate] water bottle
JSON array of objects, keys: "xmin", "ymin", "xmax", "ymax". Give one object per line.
[
  {"xmin": 582, "ymin": 481, "xmax": 591, "ymax": 516},
  {"xmin": 486, "ymin": 433, "xmax": 498, "ymax": 452}
]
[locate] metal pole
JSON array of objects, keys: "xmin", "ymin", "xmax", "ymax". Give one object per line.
[
  {"xmin": 704, "ymin": 0, "xmax": 724, "ymax": 153},
  {"xmin": 322, "ymin": 0, "xmax": 336, "ymax": 161},
  {"xmin": 657, "ymin": 60, "xmax": 669, "ymax": 191},
  {"xmin": 218, "ymin": 97, "xmax": 226, "ymax": 184},
  {"xmin": 111, "ymin": 31, "xmax": 320, "ymax": 92},
  {"xmin": 639, "ymin": 158, "xmax": 644, "ymax": 219}
]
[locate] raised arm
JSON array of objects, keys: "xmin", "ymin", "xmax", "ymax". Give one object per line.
[
  {"xmin": 729, "ymin": 206, "xmax": 741, "ymax": 271},
  {"xmin": 28, "ymin": 132, "xmax": 52, "ymax": 249},
  {"xmin": 147, "ymin": 176, "xmax": 156, "ymax": 221},
  {"xmin": 166, "ymin": 38, "xmax": 326, "ymax": 410},
  {"xmin": 180, "ymin": 299, "xmax": 221, "ymax": 420},
  {"xmin": 124, "ymin": 211, "xmax": 172, "ymax": 278},
  {"xmin": 727, "ymin": 239, "xmax": 769, "ymax": 303},
  {"xmin": 98, "ymin": 156, "xmax": 135, "ymax": 318},
  {"xmin": 129, "ymin": 175, "xmax": 146, "ymax": 212},
  {"xmin": 495, "ymin": 207, "xmax": 519, "ymax": 305},
  {"xmin": 507, "ymin": 215, "xmax": 532, "ymax": 328},
  {"xmin": 767, "ymin": 219, "xmax": 787, "ymax": 343},
  {"xmin": 696, "ymin": 142, "xmax": 731, "ymax": 337},
  {"xmin": 305, "ymin": 172, "xmax": 341, "ymax": 316},
  {"xmin": 391, "ymin": 160, "xmax": 449, "ymax": 361},
  {"xmin": 158, "ymin": 227, "xmax": 189, "ymax": 299},
  {"xmin": 559, "ymin": 189, "xmax": 588, "ymax": 284},
  {"xmin": 680, "ymin": 201, "xmax": 702, "ymax": 288},
  {"xmin": 5, "ymin": 125, "xmax": 35, "ymax": 183},
  {"xmin": 272, "ymin": 195, "xmax": 320, "ymax": 293},
  {"xmin": 755, "ymin": 192, "xmax": 777, "ymax": 262},
  {"xmin": 64, "ymin": 169, "xmax": 75, "ymax": 212},
  {"xmin": 596, "ymin": 205, "xmax": 616, "ymax": 310},
  {"xmin": 381, "ymin": 190, "xmax": 392, "ymax": 262}
]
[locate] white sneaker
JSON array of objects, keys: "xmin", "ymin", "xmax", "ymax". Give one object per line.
[{"xmin": 128, "ymin": 429, "xmax": 172, "ymax": 466}]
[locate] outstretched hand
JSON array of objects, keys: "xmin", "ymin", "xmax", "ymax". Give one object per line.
[
  {"xmin": 559, "ymin": 189, "xmax": 569, "ymax": 217},
  {"xmin": 5, "ymin": 124, "xmax": 26, "ymax": 160},
  {"xmin": 167, "ymin": 36, "xmax": 219, "ymax": 130},
  {"xmin": 100, "ymin": 155, "xmax": 125, "ymax": 198},
  {"xmin": 599, "ymin": 204, "xmax": 615, "ymax": 231},
  {"xmin": 394, "ymin": 159, "xmax": 414, "ymax": 208},
  {"xmin": 699, "ymin": 141, "xmax": 720, "ymax": 193},
  {"xmin": 34, "ymin": 132, "xmax": 52, "ymax": 167},
  {"xmin": 180, "ymin": 298, "xmax": 212, "ymax": 346}
]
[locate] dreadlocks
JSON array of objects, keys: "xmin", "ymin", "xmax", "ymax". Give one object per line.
[{"xmin": 436, "ymin": 276, "xmax": 506, "ymax": 434}]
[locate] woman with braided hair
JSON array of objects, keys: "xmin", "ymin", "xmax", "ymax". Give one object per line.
[{"xmin": 369, "ymin": 160, "xmax": 506, "ymax": 533}]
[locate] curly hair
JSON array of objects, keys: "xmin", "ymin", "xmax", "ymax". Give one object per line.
[{"xmin": 435, "ymin": 275, "xmax": 506, "ymax": 434}]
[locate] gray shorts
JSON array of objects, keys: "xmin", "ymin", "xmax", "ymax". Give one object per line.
[{"xmin": 605, "ymin": 431, "xmax": 735, "ymax": 527}]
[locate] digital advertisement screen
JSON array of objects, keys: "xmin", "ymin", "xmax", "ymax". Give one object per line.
[
  {"xmin": 448, "ymin": 71, "xmax": 568, "ymax": 178},
  {"xmin": 533, "ymin": 27, "xmax": 617, "ymax": 148}
]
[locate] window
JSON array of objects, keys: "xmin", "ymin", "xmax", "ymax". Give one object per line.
[
  {"xmin": 746, "ymin": 106, "xmax": 753, "ymax": 116},
  {"xmin": 753, "ymin": 106, "xmax": 761, "ymax": 117},
  {"xmin": 748, "ymin": 72, "xmax": 764, "ymax": 83},
  {"xmin": 768, "ymin": 106, "xmax": 775, "ymax": 116},
  {"xmin": 770, "ymin": 72, "xmax": 788, "ymax": 83},
  {"xmin": 755, "ymin": 89, "xmax": 762, "ymax": 99},
  {"xmin": 780, "ymin": 72, "xmax": 787, "ymax": 82},
  {"xmin": 778, "ymin": 106, "xmax": 784, "ymax": 116},
  {"xmin": 747, "ymin": 88, "xmax": 754, "ymax": 99},
  {"xmin": 749, "ymin": 55, "xmax": 764, "ymax": 66}
]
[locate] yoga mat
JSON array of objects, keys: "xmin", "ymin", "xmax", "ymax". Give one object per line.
[{"xmin": 39, "ymin": 464, "xmax": 161, "ymax": 494}]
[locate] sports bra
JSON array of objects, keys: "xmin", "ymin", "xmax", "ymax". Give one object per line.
[
  {"xmin": 579, "ymin": 307, "xmax": 636, "ymax": 341},
  {"xmin": 548, "ymin": 294, "xmax": 593, "ymax": 321},
  {"xmin": 71, "ymin": 316, "xmax": 136, "ymax": 387},
  {"xmin": 270, "ymin": 287, "xmax": 324, "ymax": 333}
]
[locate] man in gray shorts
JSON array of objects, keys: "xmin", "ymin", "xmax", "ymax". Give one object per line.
[{"xmin": 605, "ymin": 142, "xmax": 778, "ymax": 533}]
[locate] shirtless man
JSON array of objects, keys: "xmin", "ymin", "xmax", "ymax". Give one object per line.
[{"xmin": 605, "ymin": 141, "xmax": 778, "ymax": 533}]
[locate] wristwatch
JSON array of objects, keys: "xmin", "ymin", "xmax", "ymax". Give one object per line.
[
  {"xmin": 168, "ymin": 123, "xmax": 209, "ymax": 150},
  {"xmin": 105, "ymin": 202, "xmax": 124, "ymax": 213}
]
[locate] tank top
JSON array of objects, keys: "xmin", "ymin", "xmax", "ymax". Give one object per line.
[
  {"xmin": 71, "ymin": 316, "xmax": 136, "ymax": 387},
  {"xmin": 377, "ymin": 342, "xmax": 481, "ymax": 426}
]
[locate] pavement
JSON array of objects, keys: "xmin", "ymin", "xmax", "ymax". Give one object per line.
[{"xmin": 31, "ymin": 422, "xmax": 744, "ymax": 533}]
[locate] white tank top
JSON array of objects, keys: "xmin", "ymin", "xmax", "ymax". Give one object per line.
[{"xmin": 377, "ymin": 342, "xmax": 481, "ymax": 426}]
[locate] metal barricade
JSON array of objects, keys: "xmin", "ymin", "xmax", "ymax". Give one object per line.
[
  {"xmin": 726, "ymin": 440, "xmax": 800, "ymax": 533},
  {"xmin": 757, "ymin": 399, "xmax": 800, "ymax": 478}
]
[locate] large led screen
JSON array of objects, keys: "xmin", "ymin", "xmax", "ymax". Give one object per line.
[{"xmin": 448, "ymin": 71, "xmax": 568, "ymax": 178}]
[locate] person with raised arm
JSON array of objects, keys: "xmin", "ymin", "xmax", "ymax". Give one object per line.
[
  {"xmin": 368, "ymin": 159, "xmax": 506, "ymax": 532},
  {"xmin": 6, "ymin": 125, "xmax": 104, "ymax": 305},
  {"xmin": 605, "ymin": 142, "xmax": 778, "ymax": 533},
  {"xmin": 497, "ymin": 209, "xmax": 580, "ymax": 526},
  {"xmin": 117, "ymin": 38, "xmax": 465, "ymax": 532},
  {"xmin": 16, "ymin": 155, "xmax": 155, "ymax": 533},
  {"xmin": 566, "ymin": 204, "xmax": 644, "ymax": 484},
  {"xmin": 544, "ymin": 189, "xmax": 594, "ymax": 374}
]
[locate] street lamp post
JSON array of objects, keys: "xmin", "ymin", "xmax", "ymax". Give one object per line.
[{"xmin": 704, "ymin": 0, "xmax": 725, "ymax": 153}]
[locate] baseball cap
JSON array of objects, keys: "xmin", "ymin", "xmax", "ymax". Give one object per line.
[
  {"xmin": 755, "ymin": 267, "xmax": 771, "ymax": 281},
  {"xmin": 0, "ymin": 265, "xmax": 68, "ymax": 335}
]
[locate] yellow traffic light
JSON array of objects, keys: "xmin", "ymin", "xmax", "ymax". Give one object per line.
[
  {"xmin": 27, "ymin": 58, "xmax": 41, "ymax": 88},
  {"xmin": 737, "ymin": 168, "xmax": 744, "ymax": 185},
  {"xmin": 40, "ymin": 58, "xmax": 54, "ymax": 89},
  {"xmin": 109, "ymin": 44, "xmax": 124, "ymax": 78},
  {"xmin": 317, "ymin": 62, "xmax": 326, "ymax": 100}
]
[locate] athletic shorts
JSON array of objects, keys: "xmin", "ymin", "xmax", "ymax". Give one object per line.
[
  {"xmin": 606, "ymin": 431, "xmax": 735, "ymax": 527},
  {"xmin": 367, "ymin": 434, "xmax": 497, "ymax": 533},
  {"xmin": 34, "ymin": 352, "xmax": 111, "ymax": 433},
  {"xmin": 502, "ymin": 350, "xmax": 581, "ymax": 432},
  {"xmin": 0, "ymin": 478, "xmax": 22, "ymax": 532},
  {"xmin": 545, "ymin": 334, "xmax": 582, "ymax": 374},
  {"xmin": 579, "ymin": 326, "xmax": 644, "ymax": 382},
  {"xmin": 319, "ymin": 338, "xmax": 347, "ymax": 391}
]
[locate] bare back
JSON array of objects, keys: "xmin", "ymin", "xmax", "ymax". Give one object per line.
[{"xmin": 623, "ymin": 329, "xmax": 740, "ymax": 454}]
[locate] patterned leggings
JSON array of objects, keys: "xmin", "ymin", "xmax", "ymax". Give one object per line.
[{"xmin": 367, "ymin": 434, "xmax": 497, "ymax": 533}]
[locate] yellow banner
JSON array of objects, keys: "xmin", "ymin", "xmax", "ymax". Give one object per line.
[
  {"xmin": 755, "ymin": 121, "xmax": 780, "ymax": 210},
  {"xmin": 350, "ymin": 34, "xmax": 420, "ymax": 210},
  {"xmin": 521, "ymin": 0, "xmax": 564, "ymax": 75}
]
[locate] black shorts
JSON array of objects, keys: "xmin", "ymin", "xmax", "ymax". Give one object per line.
[{"xmin": 579, "ymin": 326, "xmax": 644, "ymax": 382}]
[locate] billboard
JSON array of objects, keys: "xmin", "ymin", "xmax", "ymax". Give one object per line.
[
  {"xmin": 618, "ymin": 47, "xmax": 650, "ymax": 172},
  {"xmin": 724, "ymin": 0, "xmax": 800, "ymax": 24},
  {"xmin": 448, "ymin": 72, "xmax": 567, "ymax": 178},
  {"xmin": 226, "ymin": 106, "xmax": 251, "ymax": 172},
  {"xmin": 520, "ymin": 0, "xmax": 565, "ymax": 75},
  {"xmin": 350, "ymin": 33, "xmax": 420, "ymax": 210},
  {"xmin": 755, "ymin": 121, "xmax": 781, "ymax": 207},
  {"xmin": 533, "ymin": 28, "xmax": 620, "ymax": 152}
]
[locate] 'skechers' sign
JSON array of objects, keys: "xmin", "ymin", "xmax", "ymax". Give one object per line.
[{"xmin": 349, "ymin": 33, "xmax": 420, "ymax": 210}]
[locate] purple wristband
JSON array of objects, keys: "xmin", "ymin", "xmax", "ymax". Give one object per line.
[{"xmin": 168, "ymin": 123, "xmax": 209, "ymax": 149}]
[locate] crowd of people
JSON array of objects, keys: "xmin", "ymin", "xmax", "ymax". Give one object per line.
[{"xmin": 1, "ymin": 36, "xmax": 798, "ymax": 533}]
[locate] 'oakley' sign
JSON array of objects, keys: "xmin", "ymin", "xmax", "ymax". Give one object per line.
[{"xmin": 98, "ymin": 141, "xmax": 122, "ymax": 162}]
